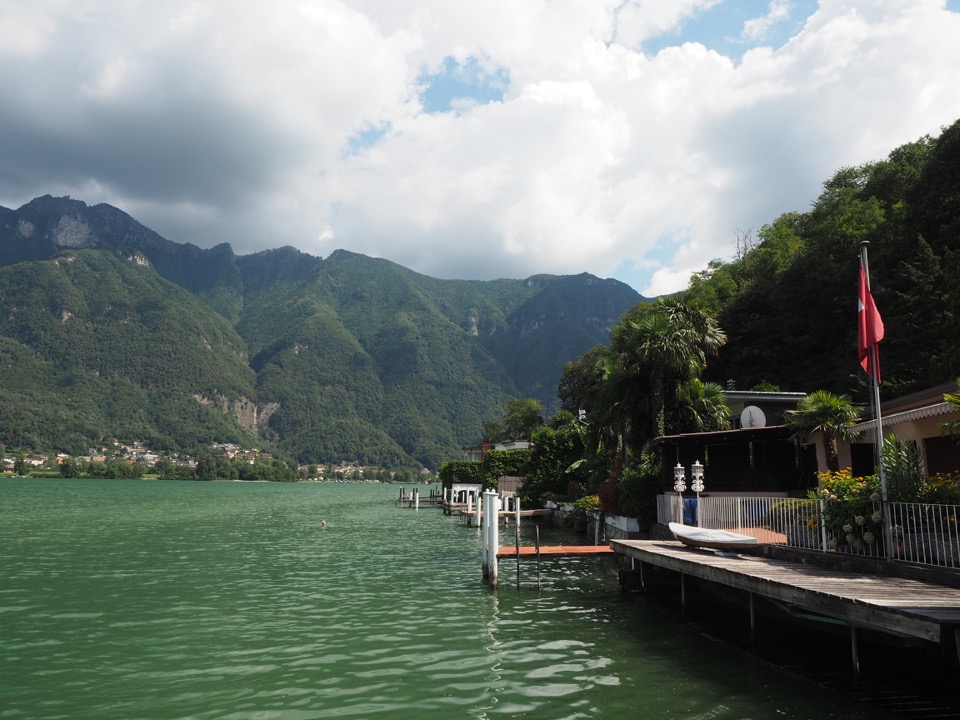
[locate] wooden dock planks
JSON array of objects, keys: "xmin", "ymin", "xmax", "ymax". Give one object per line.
[{"xmin": 610, "ymin": 539, "xmax": 960, "ymax": 644}]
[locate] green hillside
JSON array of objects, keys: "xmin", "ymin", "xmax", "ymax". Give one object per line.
[
  {"xmin": 689, "ymin": 117, "xmax": 960, "ymax": 400},
  {"xmin": 0, "ymin": 251, "xmax": 260, "ymax": 453},
  {"xmin": 0, "ymin": 203, "xmax": 642, "ymax": 466}
]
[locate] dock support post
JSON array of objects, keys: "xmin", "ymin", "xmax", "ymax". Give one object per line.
[
  {"xmin": 851, "ymin": 627, "xmax": 860, "ymax": 684},
  {"xmin": 680, "ymin": 573, "xmax": 686, "ymax": 618},
  {"xmin": 482, "ymin": 490, "xmax": 501, "ymax": 588},
  {"xmin": 414, "ymin": 488, "xmax": 419, "ymax": 511},
  {"xmin": 481, "ymin": 498, "xmax": 488, "ymax": 579},
  {"xmin": 749, "ymin": 593, "xmax": 756, "ymax": 647},
  {"xmin": 515, "ymin": 506, "xmax": 521, "ymax": 588}
]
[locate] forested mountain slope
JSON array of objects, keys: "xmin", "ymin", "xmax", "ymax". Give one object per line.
[
  {"xmin": 689, "ymin": 117, "xmax": 960, "ymax": 401},
  {"xmin": 0, "ymin": 197, "xmax": 642, "ymax": 466}
]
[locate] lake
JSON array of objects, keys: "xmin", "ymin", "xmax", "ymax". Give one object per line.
[{"xmin": 1, "ymin": 478, "xmax": 884, "ymax": 719}]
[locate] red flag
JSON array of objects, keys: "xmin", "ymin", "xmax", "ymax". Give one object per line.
[{"xmin": 858, "ymin": 264, "xmax": 884, "ymax": 382}]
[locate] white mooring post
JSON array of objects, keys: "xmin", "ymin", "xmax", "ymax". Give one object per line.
[
  {"xmin": 414, "ymin": 488, "xmax": 419, "ymax": 511},
  {"xmin": 482, "ymin": 490, "xmax": 501, "ymax": 587},
  {"xmin": 481, "ymin": 492, "xmax": 488, "ymax": 579}
]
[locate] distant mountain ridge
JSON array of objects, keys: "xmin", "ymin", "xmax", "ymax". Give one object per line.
[{"xmin": 0, "ymin": 195, "xmax": 644, "ymax": 467}]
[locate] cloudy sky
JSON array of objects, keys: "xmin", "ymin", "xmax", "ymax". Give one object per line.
[{"xmin": 2, "ymin": 1, "xmax": 959, "ymax": 296}]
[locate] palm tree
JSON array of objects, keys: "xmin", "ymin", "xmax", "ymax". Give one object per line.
[
  {"xmin": 677, "ymin": 378, "xmax": 732, "ymax": 433},
  {"xmin": 612, "ymin": 297, "xmax": 726, "ymax": 440},
  {"xmin": 785, "ymin": 390, "xmax": 861, "ymax": 472}
]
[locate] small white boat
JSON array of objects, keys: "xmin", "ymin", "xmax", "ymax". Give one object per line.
[{"xmin": 668, "ymin": 522, "xmax": 759, "ymax": 550}]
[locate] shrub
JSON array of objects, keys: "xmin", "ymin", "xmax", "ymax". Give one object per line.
[
  {"xmin": 921, "ymin": 471, "xmax": 960, "ymax": 505},
  {"xmin": 882, "ymin": 435, "xmax": 924, "ymax": 502},
  {"xmin": 573, "ymin": 495, "xmax": 600, "ymax": 513},
  {"xmin": 812, "ymin": 468, "xmax": 883, "ymax": 551}
]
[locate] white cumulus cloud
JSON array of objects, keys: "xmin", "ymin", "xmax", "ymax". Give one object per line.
[{"xmin": 1, "ymin": 0, "xmax": 959, "ymax": 297}]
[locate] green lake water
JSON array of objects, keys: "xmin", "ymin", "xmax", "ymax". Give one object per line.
[{"xmin": 1, "ymin": 478, "xmax": 882, "ymax": 719}]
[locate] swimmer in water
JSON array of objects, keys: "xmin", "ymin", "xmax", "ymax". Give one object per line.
[{"xmin": 321, "ymin": 520, "xmax": 327, "ymax": 528}]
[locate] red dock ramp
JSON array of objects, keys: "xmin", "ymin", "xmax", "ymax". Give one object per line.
[{"xmin": 497, "ymin": 545, "xmax": 613, "ymax": 558}]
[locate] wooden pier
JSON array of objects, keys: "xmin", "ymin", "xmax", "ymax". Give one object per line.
[
  {"xmin": 610, "ymin": 538, "xmax": 960, "ymax": 679},
  {"xmin": 497, "ymin": 544, "xmax": 613, "ymax": 558}
]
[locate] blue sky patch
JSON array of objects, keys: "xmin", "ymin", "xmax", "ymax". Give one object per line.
[
  {"xmin": 345, "ymin": 125, "xmax": 390, "ymax": 156},
  {"xmin": 419, "ymin": 56, "xmax": 509, "ymax": 114},
  {"xmin": 643, "ymin": 0, "xmax": 819, "ymax": 61}
]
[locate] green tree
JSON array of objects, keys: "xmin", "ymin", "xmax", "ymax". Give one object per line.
[
  {"xmin": 611, "ymin": 297, "xmax": 726, "ymax": 441},
  {"xmin": 154, "ymin": 457, "xmax": 176, "ymax": 480},
  {"xmin": 14, "ymin": 454, "xmax": 27, "ymax": 476},
  {"xmin": 676, "ymin": 378, "xmax": 731, "ymax": 432},
  {"xmin": 195, "ymin": 454, "xmax": 217, "ymax": 481},
  {"xmin": 482, "ymin": 398, "xmax": 544, "ymax": 442},
  {"xmin": 59, "ymin": 456, "xmax": 79, "ymax": 478},
  {"xmin": 522, "ymin": 411, "xmax": 588, "ymax": 503},
  {"xmin": 785, "ymin": 390, "xmax": 861, "ymax": 472}
]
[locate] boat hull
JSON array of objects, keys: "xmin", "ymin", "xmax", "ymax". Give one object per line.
[{"xmin": 668, "ymin": 522, "xmax": 759, "ymax": 550}]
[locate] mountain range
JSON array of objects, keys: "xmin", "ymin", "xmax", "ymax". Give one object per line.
[{"xmin": 0, "ymin": 195, "xmax": 644, "ymax": 468}]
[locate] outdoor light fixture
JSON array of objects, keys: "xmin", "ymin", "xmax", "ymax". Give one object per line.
[
  {"xmin": 691, "ymin": 460, "xmax": 705, "ymax": 494},
  {"xmin": 673, "ymin": 463, "xmax": 686, "ymax": 494}
]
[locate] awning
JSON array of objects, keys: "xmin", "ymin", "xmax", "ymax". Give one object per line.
[{"xmin": 855, "ymin": 401, "xmax": 955, "ymax": 433}]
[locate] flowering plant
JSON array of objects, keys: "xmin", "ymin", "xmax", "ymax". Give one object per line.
[
  {"xmin": 921, "ymin": 471, "xmax": 960, "ymax": 506},
  {"xmin": 809, "ymin": 468, "xmax": 883, "ymax": 551}
]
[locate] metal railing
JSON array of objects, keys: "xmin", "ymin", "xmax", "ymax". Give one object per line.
[
  {"xmin": 888, "ymin": 502, "xmax": 960, "ymax": 567},
  {"xmin": 657, "ymin": 494, "xmax": 960, "ymax": 569}
]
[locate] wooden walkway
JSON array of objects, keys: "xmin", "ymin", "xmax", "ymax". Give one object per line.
[
  {"xmin": 611, "ymin": 539, "xmax": 960, "ymax": 646},
  {"xmin": 497, "ymin": 544, "xmax": 614, "ymax": 558}
]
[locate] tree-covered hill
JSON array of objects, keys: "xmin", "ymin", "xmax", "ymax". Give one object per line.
[
  {"xmin": 687, "ymin": 117, "xmax": 960, "ymax": 402},
  {"xmin": 0, "ymin": 251, "xmax": 261, "ymax": 453},
  {"xmin": 0, "ymin": 198, "xmax": 643, "ymax": 466}
]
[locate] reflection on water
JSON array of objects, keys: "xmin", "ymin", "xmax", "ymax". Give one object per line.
[{"xmin": 1, "ymin": 479, "xmax": 882, "ymax": 719}]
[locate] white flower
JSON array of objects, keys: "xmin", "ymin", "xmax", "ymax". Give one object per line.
[
  {"xmin": 871, "ymin": 511, "xmax": 882, "ymax": 523},
  {"xmin": 855, "ymin": 515, "xmax": 865, "ymax": 526},
  {"xmin": 842, "ymin": 523, "xmax": 853, "ymax": 533},
  {"xmin": 863, "ymin": 532, "xmax": 875, "ymax": 544}
]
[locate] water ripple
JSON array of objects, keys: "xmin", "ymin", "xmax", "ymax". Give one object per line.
[{"xmin": 2, "ymin": 479, "xmax": 883, "ymax": 720}]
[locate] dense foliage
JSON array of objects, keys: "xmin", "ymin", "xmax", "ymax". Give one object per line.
[{"xmin": 686, "ymin": 118, "xmax": 960, "ymax": 401}]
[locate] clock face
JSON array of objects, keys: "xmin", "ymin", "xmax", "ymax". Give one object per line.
[{"xmin": 740, "ymin": 405, "xmax": 766, "ymax": 428}]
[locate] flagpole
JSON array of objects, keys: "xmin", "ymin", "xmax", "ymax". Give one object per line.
[{"xmin": 860, "ymin": 241, "xmax": 890, "ymax": 560}]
